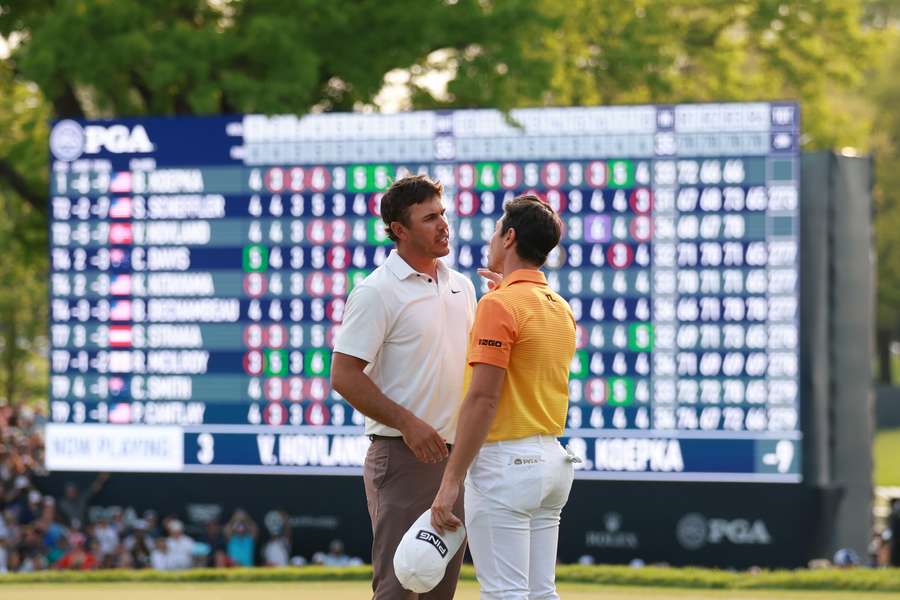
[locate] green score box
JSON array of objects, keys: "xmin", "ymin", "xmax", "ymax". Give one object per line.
[
  {"xmin": 243, "ymin": 245, "xmax": 269, "ymax": 272},
  {"xmin": 606, "ymin": 160, "xmax": 634, "ymax": 188},
  {"xmin": 348, "ymin": 165, "xmax": 393, "ymax": 193},
  {"xmin": 606, "ymin": 377, "xmax": 635, "ymax": 406},
  {"xmin": 367, "ymin": 218, "xmax": 392, "ymax": 245},
  {"xmin": 305, "ymin": 349, "xmax": 332, "ymax": 377},
  {"xmin": 628, "ymin": 323, "xmax": 654, "ymax": 351},
  {"xmin": 264, "ymin": 350, "xmax": 288, "ymax": 376}
]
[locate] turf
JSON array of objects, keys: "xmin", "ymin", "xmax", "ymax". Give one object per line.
[
  {"xmin": 875, "ymin": 427, "xmax": 900, "ymax": 486},
  {"xmin": 1, "ymin": 582, "xmax": 898, "ymax": 600}
]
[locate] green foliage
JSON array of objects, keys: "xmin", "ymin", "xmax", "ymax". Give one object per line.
[
  {"xmin": 0, "ymin": 0, "xmax": 897, "ymax": 398},
  {"xmin": 1, "ymin": 564, "xmax": 899, "ymax": 592},
  {"xmin": 0, "ymin": 0, "xmax": 530, "ymax": 116},
  {"xmin": 0, "ymin": 63, "xmax": 49, "ymax": 407},
  {"xmin": 872, "ymin": 30, "xmax": 900, "ymax": 341},
  {"xmin": 874, "ymin": 427, "xmax": 900, "ymax": 486},
  {"xmin": 435, "ymin": 0, "xmax": 873, "ymax": 150}
]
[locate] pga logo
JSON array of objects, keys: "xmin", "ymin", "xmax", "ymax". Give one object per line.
[
  {"xmin": 50, "ymin": 119, "xmax": 154, "ymax": 161},
  {"xmin": 676, "ymin": 513, "xmax": 772, "ymax": 550}
]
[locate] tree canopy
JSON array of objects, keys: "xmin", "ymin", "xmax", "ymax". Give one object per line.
[{"xmin": 0, "ymin": 0, "xmax": 898, "ymax": 402}]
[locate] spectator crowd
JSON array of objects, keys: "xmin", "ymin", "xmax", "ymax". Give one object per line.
[
  {"xmin": 1, "ymin": 403, "xmax": 897, "ymax": 572},
  {"xmin": 0, "ymin": 405, "xmax": 361, "ymax": 573}
]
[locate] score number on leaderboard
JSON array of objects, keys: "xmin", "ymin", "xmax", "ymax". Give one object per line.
[{"xmin": 45, "ymin": 104, "xmax": 801, "ymax": 481}]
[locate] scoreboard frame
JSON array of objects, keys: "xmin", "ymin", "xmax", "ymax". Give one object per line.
[{"xmin": 45, "ymin": 102, "xmax": 803, "ymax": 483}]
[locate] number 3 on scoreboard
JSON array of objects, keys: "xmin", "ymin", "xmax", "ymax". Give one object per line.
[{"xmin": 197, "ymin": 433, "xmax": 215, "ymax": 465}]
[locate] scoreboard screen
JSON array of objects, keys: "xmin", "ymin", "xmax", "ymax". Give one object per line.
[{"xmin": 46, "ymin": 103, "xmax": 801, "ymax": 482}]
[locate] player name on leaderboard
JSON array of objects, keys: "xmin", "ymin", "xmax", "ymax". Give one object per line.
[{"xmin": 45, "ymin": 103, "xmax": 801, "ymax": 482}]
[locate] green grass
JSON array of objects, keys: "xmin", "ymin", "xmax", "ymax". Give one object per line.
[
  {"xmin": 2, "ymin": 565, "xmax": 900, "ymax": 593},
  {"xmin": 875, "ymin": 427, "xmax": 900, "ymax": 486},
  {"xmin": 0, "ymin": 582, "xmax": 897, "ymax": 600}
]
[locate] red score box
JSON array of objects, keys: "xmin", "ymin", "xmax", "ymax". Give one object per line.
[
  {"xmin": 586, "ymin": 378, "xmax": 607, "ymax": 405},
  {"xmin": 265, "ymin": 167, "xmax": 286, "ymax": 192},
  {"xmin": 265, "ymin": 166, "xmax": 333, "ymax": 193},
  {"xmin": 574, "ymin": 324, "xmax": 589, "ymax": 350},
  {"xmin": 368, "ymin": 193, "xmax": 384, "ymax": 216},
  {"xmin": 456, "ymin": 164, "xmax": 476, "ymax": 189},
  {"xmin": 499, "ymin": 163, "xmax": 522, "ymax": 189},
  {"xmin": 327, "ymin": 246, "xmax": 349, "ymax": 270},
  {"xmin": 630, "ymin": 188, "xmax": 653, "ymax": 214},
  {"xmin": 545, "ymin": 189, "xmax": 567, "ymax": 214},
  {"xmin": 307, "ymin": 166, "xmax": 331, "ymax": 192},
  {"xmin": 325, "ymin": 298, "xmax": 346, "ymax": 323},
  {"xmin": 243, "ymin": 325, "xmax": 264, "ymax": 349},
  {"xmin": 587, "ymin": 161, "xmax": 607, "ymax": 187},
  {"xmin": 264, "ymin": 402, "xmax": 286, "ymax": 425},
  {"xmin": 630, "ymin": 216, "xmax": 653, "ymax": 242},
  {"xmin": 243, "ymin": 350, "xmax": 264, "ymax": 376},
  {"xmin": 244, "ymin": 273, "xmax": 268, "ymax": 298},
  {"xmin": 109, "ymin": 223, "xmax": 133, "ymax": 245},
  {"xmin": 607, "ymin": 243, "xmax": 634, "ymax": 269},
  {"xmin": 304, "ymin": 401, "xmax": 330, "ymax": 426}
]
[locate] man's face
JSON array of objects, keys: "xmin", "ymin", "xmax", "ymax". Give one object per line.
[
  {"xmin": 487, "ymin": 216, "xmax": 509, "ymax": 273},
  {"xmin": 395, "ymin": 196, "xmax": 450, "ymax": 258}
]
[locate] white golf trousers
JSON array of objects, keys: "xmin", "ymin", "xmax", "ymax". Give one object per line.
[{"xmin": 465, "ymin": 435, "xmax": 575, "ymax": 599}]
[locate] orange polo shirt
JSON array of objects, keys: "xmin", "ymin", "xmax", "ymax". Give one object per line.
[{"xmin": 465, "ymin": 269, "xmax": 577, "ymax": 442}]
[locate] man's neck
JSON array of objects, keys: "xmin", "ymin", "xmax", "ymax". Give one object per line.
[
  {"xmin": 396, "ymin": 245, "xmax": 438, "ymax": 279},
  {"xmin": 501, "ymin": 256, "xmax": 539, "ymax": 279}
]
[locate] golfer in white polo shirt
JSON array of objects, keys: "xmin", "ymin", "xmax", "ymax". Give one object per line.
[{"xmin": 331, "ymin": 174, "xmax": 476, "ymax": 599}]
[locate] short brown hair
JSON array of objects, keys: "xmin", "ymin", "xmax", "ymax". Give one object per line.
[
  {"xmin": 501, "ymin": 194, "xmax": 562, "ymax": 266},
  {"xmin": 379, "ymin": 175, "xmax": 444, "ymax": 242}
]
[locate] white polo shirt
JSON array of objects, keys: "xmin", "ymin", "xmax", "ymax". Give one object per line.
[{"xmin": 333, "ymin": 250, "xmax": 476, "ymax": 442}]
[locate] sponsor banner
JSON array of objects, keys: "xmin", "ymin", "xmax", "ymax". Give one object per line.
[{"xmin": 45, "ymin": 423, "xmax": 183, "ymax": 472}]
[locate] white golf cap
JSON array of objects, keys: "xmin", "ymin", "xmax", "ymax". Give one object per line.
[{"xmin": 393, "ymin": 509, "xmax": 466, "ymax": 593}]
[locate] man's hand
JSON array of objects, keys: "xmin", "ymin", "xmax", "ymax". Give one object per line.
[
  {"xmin": 477, "ymin": 268, "xmax": 502, "ymax": 290},
  {"xmin": 430, "ymin": 480, "xmax": 462, "ymax": 535},
  {"xmin": 398, "ymin": 414, "xmax": 449, "ymax": 463}
]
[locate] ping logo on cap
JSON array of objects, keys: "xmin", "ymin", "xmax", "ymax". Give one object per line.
[{"xmin": 416, "ymin": 530, "xmax": 448, "ymax": 557}]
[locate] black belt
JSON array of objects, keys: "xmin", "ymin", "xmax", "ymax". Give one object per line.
[{"xmin": 369, "ymin": 434, "xmax": 452, "ymax": 450}]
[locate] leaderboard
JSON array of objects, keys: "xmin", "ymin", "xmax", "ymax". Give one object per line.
[{"xmin": 45, "ymin": 103, "xmax": 801, "ymax": 482}]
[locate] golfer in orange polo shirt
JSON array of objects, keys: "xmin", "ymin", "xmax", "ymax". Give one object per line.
[{"xmin": 430, "ymin": 194, "xmax": 577, "ymax": 599}]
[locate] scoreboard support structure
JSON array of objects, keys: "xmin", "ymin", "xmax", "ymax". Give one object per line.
[{"xmin": 800, "ymin": 152, "xmax": 875, "ymax": 561}]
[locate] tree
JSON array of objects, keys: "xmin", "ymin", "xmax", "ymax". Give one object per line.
[
  {"xmin": 426, "ymin": 0, "xmax": 873, "ymax": 149},
  {"xmin": 0, "ymin": 62, "xmax": 49, "ymax": 406},
  {"xmin": 0, "ymin": 0, "xmax": 894, "ymax": 402},
  {"xmin": 871, "ymin": 30, "xmax": 900, "ymax": 383}
]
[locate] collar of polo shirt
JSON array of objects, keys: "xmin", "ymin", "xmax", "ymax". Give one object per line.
[
  {"xmin": 385, "ymin": 250, "xmax": 449, "ymax": 282},
  {"xmin": 498, "ymin": 269, "xmax": 546, "ymax": 289}
]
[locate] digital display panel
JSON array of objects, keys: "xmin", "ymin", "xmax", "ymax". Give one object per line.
[{"xmin": 46, "ymin": 103, "xmax": 801, "ymax": 481}]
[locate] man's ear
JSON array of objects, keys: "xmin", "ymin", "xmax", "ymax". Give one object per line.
[
  {"xmin": 390, "ymin": 221, "xmax": 407, "ymax": 241},
  {"xmin": 502, "ymin": 226, "xmax": 516, "ymax": 249}
]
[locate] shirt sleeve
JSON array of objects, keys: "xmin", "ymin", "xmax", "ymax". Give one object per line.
[
  {"xmin": 468, "ymin": 295, "xmax": 517, "ymax": 369},
  {"xmin": 332, "ymin": 284, "xmax": 389, "ymax": 363}
]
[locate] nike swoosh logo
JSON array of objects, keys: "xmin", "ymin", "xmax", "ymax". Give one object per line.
[{"xmin": 450, "ymin": 289, "xmax": 462, "ymax": 294}]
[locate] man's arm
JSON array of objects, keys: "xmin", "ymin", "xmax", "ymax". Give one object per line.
[
  {"xmin": 331, "ymin": 352, "xmax": 448, "ymax": 463},
  {"xmin": 430, "ymin": 363, "xmax": 506, "ymax": 533}
]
